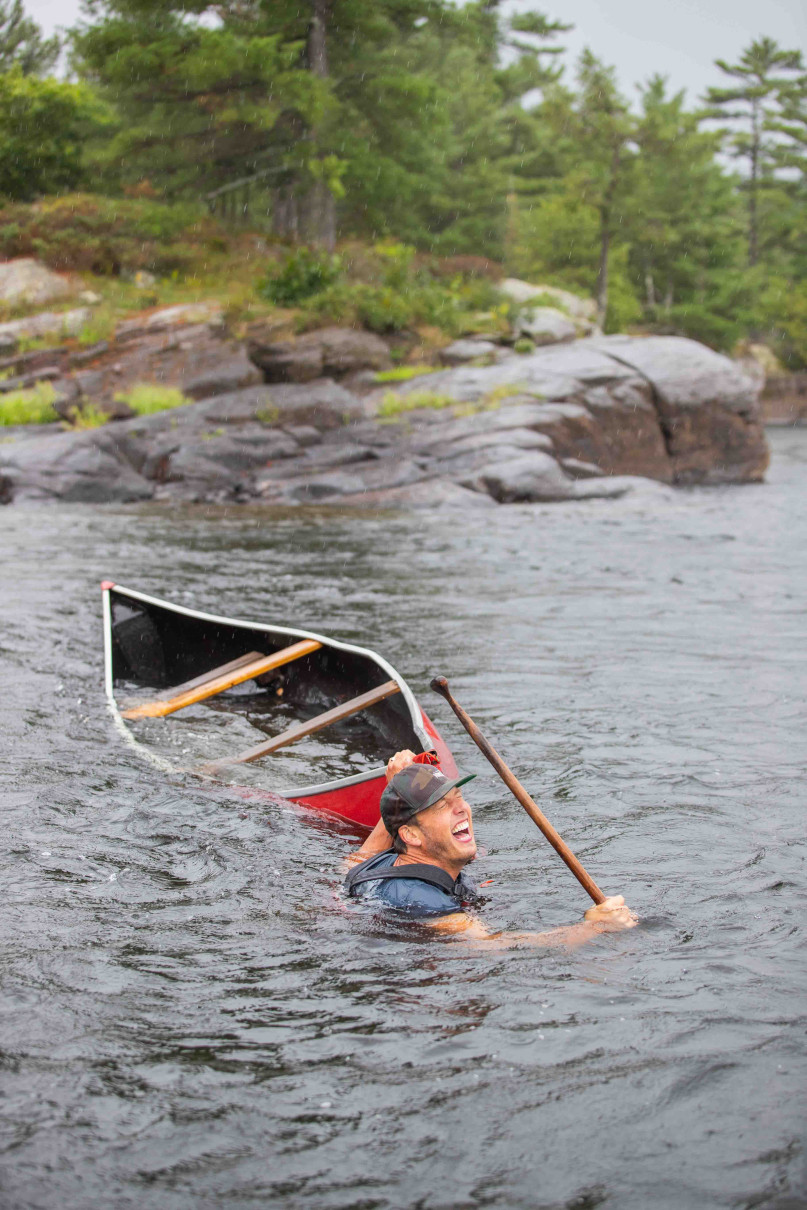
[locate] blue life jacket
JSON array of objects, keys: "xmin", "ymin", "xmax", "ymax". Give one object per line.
[{"xmin": 344, "ymin": 849, "xmax": 478, "ymax": 918}]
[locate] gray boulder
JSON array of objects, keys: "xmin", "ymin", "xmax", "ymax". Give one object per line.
[
  {"xmin": 116, "ymin": 302, "xmax": 223, "ymax": 339},
  {"xmin": 0, "ymin": 259, "xmax": 75, "ymax": 307},
  {"xmin": 338, "ymin": 480, "xmax": 499, "ymax": 509},
  {"xmin": 433, "ymin": 427, "xmax": 554, "ymax": 459},
  {"xmin": 0, "ymin": 308, "xmax": 91, "ymax": 352},
  {"xmin": 0, "ymin": 428, "xmax": 153, "ymax": 503},
  {"xmin": 518, "ymin": 307, "xmax": 577, "ymax": 346},
  {"xmin": 594, "ymin": 335, "xmax": 768, "ymax": 483},
  {"xmin": 439, "ymin": 338, "xmax": 501, "ymax": 365},
  {"xmin": 182, "ymin": 352, "xmax": 263, "ymax": 400},
  {"xmin": 248, "ymin": 325, "xmax": 391, "ymax": 382},
  {"xmin": 201, "ymin": 379, "xmax": 363, "ymax": 430},
  {"xmin": 461, "ymin": 451, "xmax": 577, "ymax": 502},
  {"xmin": 500, "ymin": 278, "xmax": 598, "ymax": 321}
]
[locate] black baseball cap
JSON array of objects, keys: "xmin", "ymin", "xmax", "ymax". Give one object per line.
[{"xmin": 380, "ymin": 763, "xmax": 476, "ymax": 837}]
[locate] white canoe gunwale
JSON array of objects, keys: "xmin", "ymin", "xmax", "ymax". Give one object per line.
[{"xmin": 102, "ymin": 581, "xmax": 432, "ymax": 798}]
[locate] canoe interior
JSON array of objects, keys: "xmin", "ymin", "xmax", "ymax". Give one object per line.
[{"xmin": 108, "ymin": 589, "xmax": 431, "ymax": 797}]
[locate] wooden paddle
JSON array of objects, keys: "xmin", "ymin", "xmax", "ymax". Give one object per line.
[
  {"xmin": 430, "ymin": 676, "xmax": 606, "ymax": 905},
  {"xmin": 200, "ymin": 679, "xmax": 401, "ymax": 774}
]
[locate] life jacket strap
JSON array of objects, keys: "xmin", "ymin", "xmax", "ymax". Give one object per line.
[{"xmin": 345, "ymin": 859, "xmax": 459, "ymax": 898}]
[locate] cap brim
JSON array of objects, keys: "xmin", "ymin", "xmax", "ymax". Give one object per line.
[{"xmin": 421, "ymin": 770, "xmax": 476, "ymax": 811}]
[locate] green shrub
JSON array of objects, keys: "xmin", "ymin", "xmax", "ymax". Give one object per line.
[
  {"xmin": 0, "ymin": 72, "xmax": 100, "ymax": 203},
  {"xmin": 758, "ymin": 278, "xmax": 807, "ymax": 370},
  {"xmin": 0, "ymin": 194, "xmax": 223, "ymax": 275},
  {"xmin": 513, "ymin": 337, "xmax": 535, "ymax": 354},
  {"xmin": 258, "ymin": 247, "xmax": 342, "ymax": 306},
  {"xmin": 356, "ymin": 284, "xmax": 418, "ymax": 333},
  {"xmin": 0, "ymin": 381, "xmax": 58, "ymax": 425},
  {"xmin": 114, "ymin": 383, "xmax": 190, "ymax": 415},
  {"xmin": 279, "ymin": 240, "xmax": 507, "ymax": 337},
  {"xmin": 667, "ymin": 304, "xmax": 744, "ymax": 352}
]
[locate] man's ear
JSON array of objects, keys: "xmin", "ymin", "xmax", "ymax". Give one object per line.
[{"xmin": 399, "ymin": 822, "xmax": 422, "ymax": 850}]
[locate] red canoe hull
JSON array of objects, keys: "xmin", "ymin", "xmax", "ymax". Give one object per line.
[{"xmin": 288, "ymin": 710, "xmax": 457, "ymax": 829}]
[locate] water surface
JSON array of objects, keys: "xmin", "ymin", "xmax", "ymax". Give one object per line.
[{"xmin": 1, "ymin": 429, "xmax": 805, "ymax": 1209}]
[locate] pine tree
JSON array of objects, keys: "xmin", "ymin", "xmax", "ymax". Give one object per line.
[
  {"xmin": 704, "ymin": 37, "xmax": 804, "ymax": 266},
  {"xmin": 630, "ymin": 75, "xmax": 740, "ymax": 323},
  {"xmin": 72, "ymin": 2, "xmax": 326, "ymax": 204},
  {"xmin": 573, "ymin": 51, "xmax": 635, "ymax": 328},
  {"xmin": 0, "ymin": 0, "xmax": 60, "ymax": 75}
]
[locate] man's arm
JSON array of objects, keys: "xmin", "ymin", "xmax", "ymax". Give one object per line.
[
  {"xmin": 345, "ymin": 815, "xmax": 394, "ymax": 866},
  {"xmin": 344, "ymin": 749, "xmax": 417, "ymax": 866},
  {"xmin": 429, "ymin": 895, "xmax": 638, "ymax": 949}
]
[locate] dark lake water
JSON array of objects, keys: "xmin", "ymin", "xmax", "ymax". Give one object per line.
[{"xmin": 1, "ymin": 428, "xmax": 805, "ymax": 1210}]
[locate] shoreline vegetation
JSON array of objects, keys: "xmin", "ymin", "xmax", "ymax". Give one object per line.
[
  {"xmin": 0, "ymin": 1, "xmax": 802, "ymax": 500},
  {"xmin": 0, "ymin": 4, "xmax": 804, "ymax": 374}
]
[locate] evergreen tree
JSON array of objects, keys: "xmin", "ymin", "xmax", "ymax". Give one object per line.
[
  {"xmin": 630, "ymin": 76, "xmax": 741, "ymax": 323},
  {"xmin": 571, "ymin": 51, "xmax": 635, "ymax": 328},
  {"xmin": 0, "ymin": 0, "xmax": 60, "ymax": 75},
  {"xmin": 704, "ymin": 37, "xmax": 804, "ymax": 266},
  {"xmin": 770, "ymin": 83, "xmax": 807, "ymax": 178},
  {"xmin": 72, "ymin": 2, "xmax": 325, "ymax": 203}
]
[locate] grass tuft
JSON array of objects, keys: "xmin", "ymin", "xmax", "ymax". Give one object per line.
[
  {"xmin": 373, "ymin": 365, "xmax": 438, "ymax": 383},
  {"xmin": 377, "ymin": 389, "xmax": 456, "ymax": 417},
  {"xmin": 113, "ymin": 383, "xmax": 190, "ymax": 415},
  {"xmin": 67, "ymin": 402, "xmax": 109, "ymax": 429},
  {"xmin": 0, "ymin": 381, "xmax": 58, "ymax": 425}
]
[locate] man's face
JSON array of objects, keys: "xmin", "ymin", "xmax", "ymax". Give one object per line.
[{"xmin": 405, "ymin": 787, "xmax": 477, "ymax": 868}]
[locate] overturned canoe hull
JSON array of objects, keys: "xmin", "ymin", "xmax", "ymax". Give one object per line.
[{"xmin": 102, "ymin": 582, "xmax": 456, "ymax": 828}]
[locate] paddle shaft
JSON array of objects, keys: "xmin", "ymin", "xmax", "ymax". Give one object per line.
[{"xmin": 430, "ymin": 676, "xmax": 606, "ymax": 905}]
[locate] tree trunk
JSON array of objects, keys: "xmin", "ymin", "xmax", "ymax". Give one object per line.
[
  {"xmin": 644, "ymin": 265, "xmax": 656, "ymax": 310},
  {"xmin": 595, "ymin": 217, "xmax": 610, "ymax": 331},
  {"xmin": 273, "ymin": 185, "xmax": 299, "ymax": 239},
  {"xmin": 664, "ymin": 281, "xmax": 673, "ymax": 318},
  {"xmin": 306, "ymin": 0, "xmax": 336, "ymax": 250},
  {"xmin": 309, "ymin": 0, "xmax": 329, "ymax": 76},
  {"xmin": 595, "ymin": 146, "xmax": 621, "ymax": 331},
  {"xmin": 749, "ymin": 97, "xmax": 759, "ymax": 267}
]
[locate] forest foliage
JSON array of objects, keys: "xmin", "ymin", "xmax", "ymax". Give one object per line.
[{"xmin": 0, "ymin": 0, "xmax": 805, "ymax": 365}]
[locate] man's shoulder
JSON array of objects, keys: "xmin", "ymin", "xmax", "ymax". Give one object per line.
[{"xmin": 345, "ymin": 850, "xmax": 464, "ymax": 917}]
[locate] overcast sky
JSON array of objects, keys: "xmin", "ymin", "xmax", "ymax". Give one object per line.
[{"xmin": 26, "ymin": 0, "xmax": 807, "ymax": 104}]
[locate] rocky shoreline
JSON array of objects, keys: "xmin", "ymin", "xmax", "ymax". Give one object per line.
[{"xmin": 0, "ymin": 300, "xmax": 769, "ymax": 507}]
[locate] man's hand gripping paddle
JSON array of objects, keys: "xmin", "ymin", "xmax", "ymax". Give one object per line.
[{"xmin": 430, "ymin": 676, "xmax": 606, "ymax": 905}]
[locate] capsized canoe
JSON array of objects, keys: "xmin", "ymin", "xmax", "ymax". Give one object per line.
[{"xmin": 102, "ymin": 582, "xmax": 456, "ymax": 828}]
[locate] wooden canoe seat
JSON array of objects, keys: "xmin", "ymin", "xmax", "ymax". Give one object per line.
[
  {"xmin": 201, "ymin": 679, "xmax": 401, "ymax": 774},
  {"xmin": 121, "ymin": 639, "xmax": 322, "ymax": 720}
]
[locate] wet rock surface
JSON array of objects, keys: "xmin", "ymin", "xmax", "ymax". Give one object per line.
[
  {"xmin": 0, "ymin": 316, "xmax": 768, "ymax": 507},
  {"xmin": 247, "ymin": 324, "xmax": 391, "ymax": 383},
  {"xmin": 0, "ymin": 258, "xmax": 76, "ymax": 308}
]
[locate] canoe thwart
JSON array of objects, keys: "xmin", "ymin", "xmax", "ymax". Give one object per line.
[
  {"xmin": 152, "ymin": 651, "xmax": 265, "ymax": 701},
  {"xmin": 200, "ymin": 679, "xmax": 401, "ymax": 773},
  {"xmin": 121, "ymin": 639, "xmax": 322, "ymax": 720}
]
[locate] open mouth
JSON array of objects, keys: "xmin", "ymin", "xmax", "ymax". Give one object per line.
[{"xmin": 451, "ymin": 819, "xmax": 473, "ymax": 843}]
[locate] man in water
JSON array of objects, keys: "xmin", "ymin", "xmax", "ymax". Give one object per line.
[{"xmin": 345, "ymin": 750, "xmax": 637, "ymax": 946}]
